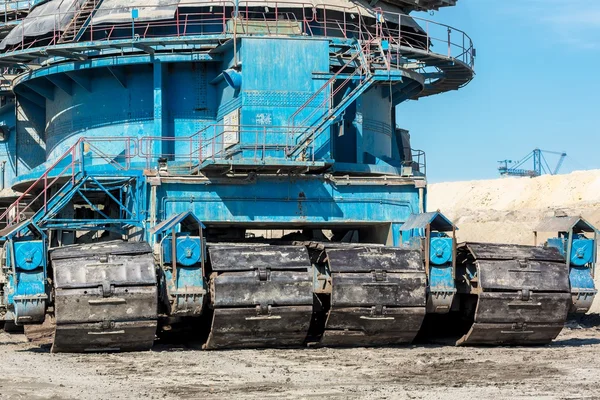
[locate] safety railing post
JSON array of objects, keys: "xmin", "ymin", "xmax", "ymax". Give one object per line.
[
  {"xmin": 126, "ymin": 137, "xmax": 131, "ymax": 170},
  {"xmin": 90, "ymin": 0, "xmax": 95, "ymax": 40},
  {"xmin": 447, "ymin": 28, "xmax": 451, "ymax": 57},
  {"xmin": 79, "ymin": 139, "xmax": 85, "ymax": 174},
  {"xmin": 262, "ymin": 127, "xmax": 266, "ymax": 160},
  {"xmin": 254, "ymin": 128, "xmax": 259, "ymax": 160},
  {"xmin": 211, "ymin": 126, "xmax": 215, "ymax": 161},
  {"xmin": 398, "ymin": 14, "xmax": 402, "ymax": 44},
  {"xmin": 311, "ymin": 129, "xmax": 315, "ymax": 162},
  {"xmin": 176, "ymin": 7, "xmax": 180, "ymax": 37},
  {"xmin": 426, "ymin": 21, "xmax": 430, "ymax": 52},
  {"xmin": 44, "ymin": 173, "xmax": 47, "ymax": 213},
  {"xmin": 21, "ymin": 11, "xmax": 24, "ymax": 48},
  {"xmin": 199, "ymin": 135, "xmax": 203, "ymax": 165}
]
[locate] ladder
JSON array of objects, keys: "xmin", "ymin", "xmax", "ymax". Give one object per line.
[
  {"xmin": 58, "ymin": 0, "xmax": 102, "ymax": 43},
  {"xmin": 285, "ymin": 39, "xmax": 383, "ymax": 160}
]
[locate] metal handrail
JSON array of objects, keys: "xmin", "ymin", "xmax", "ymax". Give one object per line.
[
  {"xmin": 0, "ymin": 118, "xmax": 425, "ymax": 227},
  {"xmin": 0, "ymin": 135, "xmax": 135, "ymax": 227},
  {"xmin": 0, "ymin": 0, "xmax": 475, "ymax": 69},
  {"xmin": 410, "ymin": 149, "xmax": 426, "ymax": 176},
  {"xmin": 285, "ymin": 38, "xmax": 378, "ymax": 159}
]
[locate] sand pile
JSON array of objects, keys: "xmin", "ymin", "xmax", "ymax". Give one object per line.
[{"xmin": 428, "ymin": 170, "xmax": 600, "ymax": 244}]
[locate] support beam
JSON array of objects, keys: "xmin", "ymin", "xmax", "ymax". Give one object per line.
[
  {"xmin": 22, "ymin": 80, "xmax": 54, "ymax": 101},
  {"xmin": 133, "ymin": 43, "xmax": 155, "ymax": 55},
  {"xmin": 46, "ymin": 49, "xmax": 88, "ymax": 61},
  {"xmin": 14, "ymin": 86, "xmax": 45, "ymax": 108},
  {"xmin": 65, "ymin": 71, "xmax": 91, "ymax": 92},
  {"xmin": 107, "ymin": 66, "xmax": 127, "ymax": 88},
  {"xmin": 421, "ymin": 72, "xmax": 445, "ymax": 80},
  {"xmin": 45, "ymin": 74, "xmax": 73, "ymax": 96},
  {"xmin": 153, "ymin": 61, "xmax": 170, "ymax": 157},
  {"xmin": 393, "ymin": 81, "xmax": 424, "ymax": 106}
]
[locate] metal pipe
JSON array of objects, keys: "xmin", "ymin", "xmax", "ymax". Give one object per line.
[
  {"xmin": 0, "ymin": 160, "xmax": 5, "ymax": 190},
  {"xmin": 149, "ymin": 185, "xmax": 157, "ymax": 229},
  {"xmin": 200, "ymin": 225, "xmax": 205, "ymax": 278},
  {"xmin": 233, "ymin": 0, "xmax": 239, "ymax": 66},
  {"xmin": 172, "ymin": 227, "xmax": 177, "ymax": 285}
]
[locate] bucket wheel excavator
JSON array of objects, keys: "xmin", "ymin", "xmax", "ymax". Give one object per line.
[{"xmin": 0, "ymin": 0, "xmax": 594, "ymax": 352}]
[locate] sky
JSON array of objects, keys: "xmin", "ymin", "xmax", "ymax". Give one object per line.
[{"xmin": 397, "ymin": 0, "xmax": 600, "ymax": 183}]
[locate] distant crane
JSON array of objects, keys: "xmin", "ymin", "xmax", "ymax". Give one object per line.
[{"xmin": 498, "ymin": 149, "xmax": 567, "ymax": 177}]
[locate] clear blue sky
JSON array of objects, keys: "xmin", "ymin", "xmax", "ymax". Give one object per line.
[{"xmin": 397, "ymin": 0, "xmax": 600, "ymax": 183}]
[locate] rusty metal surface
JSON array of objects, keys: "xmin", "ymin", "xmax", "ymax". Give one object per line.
[
  {"xmin": 474, "ymin": 292, "xmax": 571, "ymax": 324},
  {"xmin": 204, "ymin": 306, "xmax": 312, "ymax": 349},
  {"xmin": 50, "ymin": 241, "xmax": 158, "ymax": 353},
  {"xmin": 54, "ymin": 286, "xmax": 158, "ymax": 324},
  {"xmin": 52, "ymin": 321, "xmax": 157, "ymax": 352},
  {"xmin": 51, "ymin": 240, "xmax": 153, "ymax": 261},
  {"xmin": 204, "ymin": 245, "xmax": 313, "ymax": 349},
  {"xmin": 209, "ymin": 245, "xmax": 311, "ymax": 271},
  {"xmin": 330, "ymin": 272, "xmax": 425, "ymax": 307},
  {"xmin": 23, "ymin": 315, "xmax": 55, "ymax": 346},
  {"xmin": 477, "ymin": 260, "xmax": 570, "ymax": 292},
  {"xmin": 463, "ymin": 242, "xmax": 565, "ymax": 262},
  {"xmin": 321, "ymin": 246, "xmax": 427, "ymax": 346},
  {"xmin": 212, "ymin": 271, "xmax": 313, "ymax": 307},
  {"xmin": 457, "ymin": 323, "xmax": 565, "ymax": 346},
  {"xmin": 326, "ymin": 247, "xmax": 423, "ymax": 273},
  {"xmin": 456, "ymin": 243, "xmax": 571, "ymax": 346},
  {"xmin": 320, "ymin": 307, "xmax": 426, "ymax": 346}
]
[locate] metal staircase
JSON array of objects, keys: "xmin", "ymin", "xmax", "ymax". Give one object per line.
[
  {"xmin": 189, "ymin": 37, "xmax": 407, "ymax": 166},
  {"xmin": 0, "ymin": 138, "xmax": 141, "ymax": 237},
  {"xmin": 58, "ymin": 0, "xmax": 102, "ymax": 43},
  {"xmin": 285, "ymin": 38, "xmax": 392, "ymax": 160}
]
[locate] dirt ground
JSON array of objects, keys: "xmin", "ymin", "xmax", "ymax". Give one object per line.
[{"xmin": 0, "ymin": 321, "xmax": 599, "ymax": 400}]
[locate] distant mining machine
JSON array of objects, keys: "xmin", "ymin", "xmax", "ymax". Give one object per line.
[
  {"xmin": 0, "ymin": 0, "xmax": 593, "ymax": 352},
  {"xmin": 498, "ymin": 149, "xmax": 567, "ymax": 177}
]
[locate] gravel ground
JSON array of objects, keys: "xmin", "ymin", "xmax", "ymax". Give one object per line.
[{"xmin": 0, "ymin": 321, "xmax": 599, "ymax": 400}]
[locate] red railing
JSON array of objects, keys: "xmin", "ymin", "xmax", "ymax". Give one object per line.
[
  {"xmin": 2, "ymin": 0, "xmax": 474, "ymax": 68},
  {"xmin": 139, "ymin": 124, "xmax": 317, "ymax": 168},
  {"xmin": 0, "ymin": 124, "xmax": 321, "ymax": 227},
  {"xmin": 0, "ymin": 136, "xmax": 136, "ymax": 227},
  {"xmin": 0, "ymin": 117, "xmax": 427, "ymax": 228}
]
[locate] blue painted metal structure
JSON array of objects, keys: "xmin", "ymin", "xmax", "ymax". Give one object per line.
[
  {"xmin": 535, "ymin": 216, "xmax": 598, "ymax": 313},
  {"xmin": 400, "ymin": 211, "xmax": 457, "ymax": 314},
  {"xmin": 3, "ymin": 0, "xmax": 561, "ymax": 351},
  {"xmin": 0, "ymin": 0, "xmax": 593, "ymax": 350},
  {"xmin": 151, "ymin": 211, "xmax": 206, "ymax": 317}
]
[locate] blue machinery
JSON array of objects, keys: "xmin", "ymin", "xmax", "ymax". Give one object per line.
[
  {"xmin": 0, "ymin": 0, "xmax": 594, "ymax": 351},
  {"xmin": 535, "ymin": 217, "xmax": 597, "ymax": 314}
]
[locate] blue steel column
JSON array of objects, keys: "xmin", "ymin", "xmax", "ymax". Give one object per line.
[
  {"xmin": 153, "ymin": 62, "xmax": 168, "ymax": 158},
  {"xmin": 392, "ymin": 223, "xmax": 403, "ymax": 246}
]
